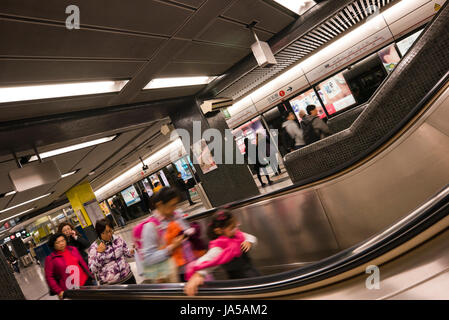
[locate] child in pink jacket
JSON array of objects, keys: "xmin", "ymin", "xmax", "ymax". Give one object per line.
[{"xmin": 184, "ymin": 210, "xmax": 259, "ymax": 296}]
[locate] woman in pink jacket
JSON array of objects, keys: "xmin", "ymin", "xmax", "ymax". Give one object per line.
[{"xmin": 44, "ymin": 233, "xmax": 93, "ymax": 300}]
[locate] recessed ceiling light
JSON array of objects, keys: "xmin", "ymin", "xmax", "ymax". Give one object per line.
[
  {"xmin": 29, "ymin": 135, "xmax": 117, "ymax": 161},
  {"xmin": 88, "ymin": 171, "xmax": 96, "ymax": 176},
  {"xmin": 273, "ymin": 0, "xmax": 316, "ymax": 15},
  {"xmin": 143, "ymin": 76, "xmax": 217, "ymax": 90},
  {"xmin": 0, "ymin": 80, "xmax": 129, "ymax": 104},
  {"xmin": 0, "ymin": 208, "xmax": 36, "ymax": 223},
  {"xmin": 0, "ymin": 193, "xmax": 52, "ymax": 214},
  {"xmin": 4, "ymin": 191, "xmax": 17, "ymax": 197},
  {"xmin": 61, "ymin": 170, "xmax": 78, "ymax": 178}
]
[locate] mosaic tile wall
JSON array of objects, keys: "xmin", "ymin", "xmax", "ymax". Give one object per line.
[
  {"xmin": 284, "ymin": 2, "xmax": 449, "ymax": 184},
  {"xmin": 0, "ymin": 249, "xmax": 25, "ymax": 300}
]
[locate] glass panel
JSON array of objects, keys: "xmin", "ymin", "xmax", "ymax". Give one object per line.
[
  {"xmin": 396, "ymin": 29, "xmax": 424, "ymax": 56},
  {"xmin": 316, "ymin": 71, "xmax": 356, "ymax": 114},
  {"xmin": 289, "ymin": 88, "xmax": 326, "ymax": 121},
  {"xmin": 231, "ymin": 117, "xmax": 267, "ymax": 155},
  {"xmin": 174, "ymin": 158, "xmax": 193, "ymax": 181}
]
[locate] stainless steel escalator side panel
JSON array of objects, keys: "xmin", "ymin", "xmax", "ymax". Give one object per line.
[
  {"xmin": 317, "ymin": 86, "xmax": 449, "ymax": 249},
  {"xmin": 193, "ymin": 189, "xmax": 342, "ymax": 274}
]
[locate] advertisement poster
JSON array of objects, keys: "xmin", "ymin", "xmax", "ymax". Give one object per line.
[
  {"xmin": 316, "ymin": 71, "xmax": 356, "ymax": 113},
  {"xmin": 289, "ymin": 88, "xmax": 327, "ymax": 121},
  {"xmin": 99, "ymin": 201, "xmax": 110, "ymax": 215},
  {"xmin": 378, "ymin": 44, "xmax": 401, "ymax": 73},
  {"xmin": 231, "ymin": 117, "xmax": 266, "ymax": 155},
  {"xmin": 174, "ymin": 157, "xmax": 193, "ymax": 181},
  {"xmin": 120, "ymin": 185, "xmax": 141, "ymax": 207},
  {"xmin": 192, "ymin": 139, "xmax": 218, "ymax": 174},
  {"xmin": 142, "ymin": 178, "xmax": 154, "ymax": 196},
  {"xmin": 75, "ymin": 210, "xmax": 87, "ymax": 228}
]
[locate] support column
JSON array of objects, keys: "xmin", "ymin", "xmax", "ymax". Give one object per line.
[
  {"xmin": 0, "ymin": 249, "xmax": 25, "ymax": 299},
  {"xmin": 65, "ymin": 181, "xmax": 104, "ymax": 243},
  {"xmin": 170, "ymin": 98, "xmax": 260, "ymax": 207}
]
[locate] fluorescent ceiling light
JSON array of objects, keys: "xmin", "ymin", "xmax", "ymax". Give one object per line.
[
  {"xmin": 61, "ymin": 170, "xmax": 78, "ymax": 178},
  {"xmin": 0, "ymin": 208, "xmax": 35, "ymax": 223},
  {"xmin": 144, "ymin": 76, "xmax": 216, "ymax": 90},
  {"xmin": 0, "ymin": 80, "xmax": 129, "ymax": 104},
  {"xmin": 30, "ymin": 135, "xmax": 117, "ymax": 161},
  {"xmin": 4, "ymin": 191, "xmax": 17, "ymax": 197},
  {"xmin": 94, "ymin": 139, "xmax": 184, "ymax": 197},
  {"xmin": 0, "ymin": 193, "xmax": 52, "ymax": 214},
  {"xmin": 273, "ymin": 0, "xmax": 316, "ymax": 15}
]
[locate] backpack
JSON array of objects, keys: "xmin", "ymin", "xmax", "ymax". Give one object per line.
[
  {"xmin": 133, "ymin": 216, "xmax": 163, "ymax": 260},
  {"xmin": 302, "ymin": 117, "xmax": 320, "ymax": 145},
  {"xmin": 281, "ymin": 126, "xmax": 295, "ymax": 151}
]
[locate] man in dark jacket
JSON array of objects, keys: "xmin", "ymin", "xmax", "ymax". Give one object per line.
[
  {"xmin": 175, "ymin": 172, "xmax": 195, "ymax": 206},
  {"xmin": 302, "ymin": 104, "xmax": 331, "ymax": 144}
]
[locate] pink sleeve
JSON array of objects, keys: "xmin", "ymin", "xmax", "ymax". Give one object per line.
[{"xmin": 44, "ymin": 256, "xmax": 63, "ymax": 295}]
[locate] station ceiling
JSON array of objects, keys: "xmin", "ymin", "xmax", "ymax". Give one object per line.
[{"xmin": 0, "ymin": 0, "xmax": 362, "ymax": 225}]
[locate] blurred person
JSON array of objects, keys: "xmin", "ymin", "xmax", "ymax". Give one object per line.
[
  {"xmin": 88, "ymin": 218, "xmax": 136, "ymax": 285},
  {"xmin": 153, "ymin": 181, "xmax": 163, "ymax": 193},
  {"xmin": 243, "ymin": 137, "xmax": 273, "ymax": 187},
  {"xmin": 110, "ymin": 203, "xmax": 126, "ymax": 227},
  {"xmin": 175, "ymin": 172, "xmax": 195, "ymax": 206},
  {"xmin": 133, "ymin": 187, "xmax": 199, "ymax": 283},
  {"xmin": 302, "ymin": 104, "xmax": 331, "ymax": 144},
  {"xmin": 58, "ymin": 222, "xmax": 90, "ymax": 263},
  {"xmin": 45, "ymin": 233, "xmax": 93, "ymax": 300},
  {"xmin": 282, "ymin": 112, "xmax": 306, "ymax": 151},
  {"xmin": 184, "ymin": 210, "xmax": 259, "ymax": 296},
  {"xmin": 28, "ymin": 242, "xmax": 40, "ymax": 265}
]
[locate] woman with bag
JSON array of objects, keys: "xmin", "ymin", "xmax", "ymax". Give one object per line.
[
  {"xmin": 88, "ymin": 218, "xmax": 137, "ymax": 285},
  {"xmin": 133, "ymin": 187, "xmax": 200, "ymax": 283}
]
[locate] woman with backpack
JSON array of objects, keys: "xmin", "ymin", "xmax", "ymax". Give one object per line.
[{"xmin": 133, "ymin": 187, "xmax": 200, "ymax": 283}]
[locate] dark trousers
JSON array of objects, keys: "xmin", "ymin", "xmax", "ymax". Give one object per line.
[
  {"xmin": 255, "ymin": 165, "xmax": 272, "ymax": 185},
  {"xmin": 185, "ymin": 190, "xmax": 194, "ymax": 205}
]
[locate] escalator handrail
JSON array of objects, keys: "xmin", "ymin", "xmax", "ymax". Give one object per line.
[{"xmin": 65, "ymin": 182, "xmax": 449, "ymax": 298}]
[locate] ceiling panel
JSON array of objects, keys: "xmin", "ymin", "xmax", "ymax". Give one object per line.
[
  {"xmin": 0, "ymin": 0, "xmax": 194, "ymax": 36},
  {"xmin": 0, "ymin": 161, "xmax": 23, "ymax": 194},
  {"xmin": 43, "ymin": 146, "xmax": 95, "ymax": 174},
  {"xmin": 0, "ymin": 19, "xmax": 167, "ymax": 59},
  {"xmin": 195, "ymin": 18, "xmax": 273, "ymax": 48},
  {"xmin": 5, "ymin": 184, "xmax": 52, "ymax": 208},
  {"xmin": 158, "ymin": 61, "xmax": 231, "ymax": 77},
  {"xmin": 170, "ymin": 0, "xmax": 206, "ymax": 9},
  {"xmin": 0, "ymin": 59, "xmax": 144, "ymax": 86},
  {"xmin": 222, "ymin": 0, "xmax": 295, "ymax": 34},
  {"xmin": 174, "ymin": 41, "xmax": 250, "ymax": 63},
  {"xmin": 133, "ymin": 85, "xmax": 205, "ymax": 103},
  {"xmin": 0, "ymin": 94, "xmax": 115, "ymax": 122}
]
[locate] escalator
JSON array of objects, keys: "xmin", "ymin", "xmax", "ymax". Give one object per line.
[{"xmin": 65, "ymin": 3, "xmax": 449, "ymax": 300}]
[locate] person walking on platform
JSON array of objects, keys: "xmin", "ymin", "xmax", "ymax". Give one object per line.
[
  {"xmin": 244, "ymin": 136, "xmax": 273, "ymax": 187},
  {"xmin": 175, "ymin": 172, "xmax": 195, "ymax": 206},
  {"xmin": 88, "ymin": 219, "xmax": 137, "ymax": 285},
  {"xmin": 45, "ymin": 233, "xmax": 94, "ymax": 300},
  {"xmin": 282, "ymin": 112, "xmax": 306, "ymax": 151},
  {"xmin": 58, "ymin": 222, "xmax": 90, "ymax": 263},
  {"xmin": 302, "ymin": 104, "xmax": 331, "ymax": 144}
]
